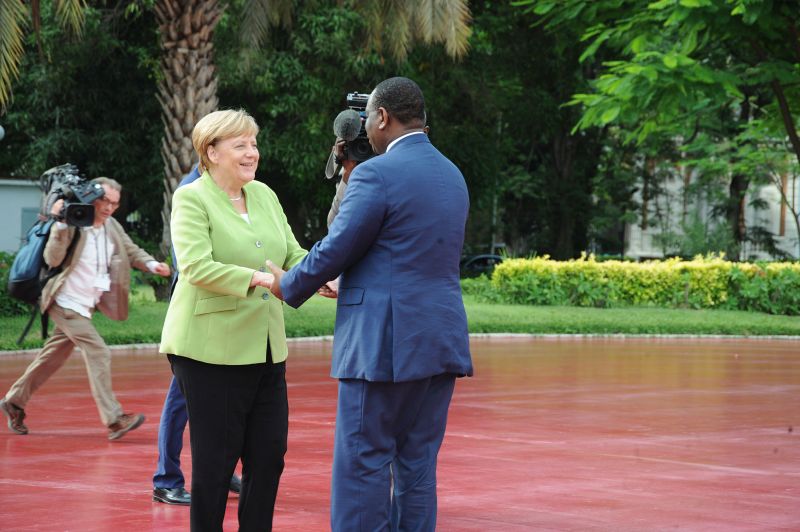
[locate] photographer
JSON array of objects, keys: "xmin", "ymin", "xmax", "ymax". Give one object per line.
[
  {"xmin": 0, "ymin": 177, "xmax": 170, "ymax": 441},
  {"xmin": 326, "ymin": 137, "xmax": 358, "ymax": 226},
  {"xmin": 326, "ymin": 120, "xmax": 428, "ymax": 226}
]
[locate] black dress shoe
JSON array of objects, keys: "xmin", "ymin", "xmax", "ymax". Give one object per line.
[
  {"xmin": 153, "ymin": 487, "xmax": 191, "ymax": 505},
  {"xmin": 229, "ymin": 474, "xmax": 242, "ymax": 494}
]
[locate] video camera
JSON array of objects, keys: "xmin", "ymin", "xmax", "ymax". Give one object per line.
[
  {"xmin": 39, "ymin": 164, "xmax": 105, "ymax": 227},
  {"xmin": 342, "ymin": 92, "xmax": 375, "ymax": 163}
]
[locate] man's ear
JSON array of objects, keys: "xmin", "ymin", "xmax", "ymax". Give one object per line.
[{"xmin": 378, "ymin": 107, "xmax": 389, "ymax": 130}]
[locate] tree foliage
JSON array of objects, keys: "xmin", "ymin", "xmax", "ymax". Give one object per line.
[
  {"xmin": 22, "ymin": 1, "xmax": 799, "ymax": 262},
  {"xmin": 520, "ymin": 0, "xmax": 800, "ymax": 258},
  {"xmin": 522, "ymin": 0, "xmax": 799, "ymax": 152},
  {"xmin": 0, "ymin": 1, "xmax": 611, "ymax": 260},
  {"xmin": 0, "ymin": 4, "xmax": 164, "ymax": 242}
]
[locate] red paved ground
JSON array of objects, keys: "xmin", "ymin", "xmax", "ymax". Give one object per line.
[{"xmin": 1, "ymin": 337, "xmax": 799, "ymax": 531}]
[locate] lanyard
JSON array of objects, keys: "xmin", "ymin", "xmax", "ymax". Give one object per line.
[{"xmin": 92, "ymin": 225, "xmax": 109, "ymax": 275}]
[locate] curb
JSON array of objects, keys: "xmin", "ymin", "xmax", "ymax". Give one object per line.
[{"xmin": 1, "ymin": 332, "xmax": 798, "ymax": 358}]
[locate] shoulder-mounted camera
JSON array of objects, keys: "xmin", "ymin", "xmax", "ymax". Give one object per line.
[{"xmin": 39, "ymin": 164, "xmax": 105, "ymax": 227}]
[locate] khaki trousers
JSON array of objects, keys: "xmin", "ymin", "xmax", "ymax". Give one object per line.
[{"xmin": 5, "ymin": 304, "xmax": 124, "ymax": 426}]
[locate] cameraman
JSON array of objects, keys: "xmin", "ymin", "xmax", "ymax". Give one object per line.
[
  {"xmin": 326, "ymin": 122, "xmax": 429, "ymax": 225},
  {"xmin": 326, "ymin": 138, "xmax": 358, "ymax": 226},
  {"xmin": 0, "ymin": 177, "xmax": 170, "ymax": 440}
]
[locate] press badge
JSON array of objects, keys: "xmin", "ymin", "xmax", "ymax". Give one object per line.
[{"xmin": 94, "ymin": 273, "xmax": 111, "ymax": 291}]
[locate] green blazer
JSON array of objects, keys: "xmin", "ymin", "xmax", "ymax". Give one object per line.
[{"xmin": 159, "ymin": 172, "xmax": 307, "ymax": 365}]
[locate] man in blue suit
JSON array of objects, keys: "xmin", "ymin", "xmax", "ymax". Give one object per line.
[{"xmin": 267, "ymin": 77, "xmax": 473, "ymax": 531}]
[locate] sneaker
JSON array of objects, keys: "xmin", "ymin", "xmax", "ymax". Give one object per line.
[
  {"xmin": 107, "ymin": 413, "xmax": 145, "ymax": 441},
  {"xmin": 0, "ymin": 398, "xmax": 28, "ymax": 435}
]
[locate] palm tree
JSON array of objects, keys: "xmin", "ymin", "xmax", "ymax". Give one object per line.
[
  {"xmin": 0, "ymin": 0, "xmax": 86, "ymax": 111},
  {"xmin": 154, "ymin": 0, "xmax": 223, "ymax": 254},
  {"xmin": 240, "ymin": 0, "xmax": 471, "ymax": 60},
  {"xmin": 1, "ymin": 0, "xmax": 471, "ymax": 256},
  {"xmin": 155, "ymin": 0, "xmax": 471, "ymax": 255}
]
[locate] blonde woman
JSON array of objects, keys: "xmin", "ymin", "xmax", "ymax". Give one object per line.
[{"xmin": 160, "ymin": 109, "xmax": 305, "ymax": 531}]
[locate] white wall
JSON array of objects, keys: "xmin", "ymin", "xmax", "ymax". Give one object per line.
[
  {"xmin": 624, "ymin": 169, "xmax": 800, "ymax": 260},
  {"xmin": 0, "ymin": 179, "xmax": 42, "ymax": 253}
]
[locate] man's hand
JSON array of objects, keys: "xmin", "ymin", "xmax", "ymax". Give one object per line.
[
  {"xmin": 317, "ymin": 278, "xmax": 339, "ymax": 299},
  {"xmin": 250, "ymin": 271, "xmax": 275, "ymax": 289},
  {"xmin": 265, "ymin": 260, "xmax": 285, "ymax": 301},
  {"xmin": 333, "ymin": 138, "xmax": 357, "ymax": 183},
  {"xmin": 50, "ymin": 198, "xmax": 65, "ymax": 218},
  {"xmin": 153, "ymin": 262, "xmax": 171, "ymax": 277}
]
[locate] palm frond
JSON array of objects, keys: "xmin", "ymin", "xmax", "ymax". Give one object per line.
[
  {"xmin": 240, "ymin": 0, "xmax": 294, "ymax": 48},
  {"xmin": 55, "ymin": 0, "xmax": 87, "ymax": 37},
  {"xmin": 412, "ymin": 0, "xmax": 471, "ymax": 59},
  {"xmin": 358, "ymin": 0, "xmax": 413, "ymax": 62},
  {"xmin": 358, "ymin": 0, "xmax": 470, "ymax": 62},
  {"xmin": 0, "ymin": 0, "xmax": 29, "ymax": 111}
]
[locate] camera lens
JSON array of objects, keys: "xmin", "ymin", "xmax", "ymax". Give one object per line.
[
  {"xmin": 64, "ymin": 203, "xmax": 95, "ymax": 227},
  {"xmin": 349, "ymin": 138, "xmax": 375, "ymax": 162}
]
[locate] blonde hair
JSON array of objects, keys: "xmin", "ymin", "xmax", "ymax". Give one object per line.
[{"xmin": 192, "ymin": 109, "xmax": 260, "ymax": 172}]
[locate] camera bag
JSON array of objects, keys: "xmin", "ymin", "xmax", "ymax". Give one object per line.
[{"xmin": 7, "ymin": 219, "xmax": 80, "ymax": 344}]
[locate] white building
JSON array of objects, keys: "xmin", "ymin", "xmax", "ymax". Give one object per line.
[
  {"xmin": 0, "ymin": 177, "xmax": 42, "ymax": 253},
  {"xmin": 624, "ymin": 164, "xmax": 799, "ymax": 260}
]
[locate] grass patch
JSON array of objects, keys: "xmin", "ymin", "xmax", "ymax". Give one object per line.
[
  {"xmin": 462, "ymin": 296, "xmax": 800, "ymax": 336},
  {"xmin": 2, "ymin": 295, "xmax": 799, "ymax": 351}
]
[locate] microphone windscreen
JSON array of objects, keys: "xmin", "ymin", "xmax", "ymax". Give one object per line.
[{"xmin": 333, "ymin": 109, "xmax": 362, "ymax": 141}]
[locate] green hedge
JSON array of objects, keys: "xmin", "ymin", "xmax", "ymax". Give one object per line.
[
  {"xmin": 465, "ymin": 254, "xmax": 800, "ymax": 315},
  {"xmin": 0, "ymin": 252, "xmax": 29, "ymax": 317}
]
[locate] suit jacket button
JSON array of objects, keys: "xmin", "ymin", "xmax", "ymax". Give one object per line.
[
  {"xmin": 262, "ymin": 292, "xmax": 270, "ymax": 300},
  {"xmin": 255, "ymin": 240, "xmax": 263, "ymax": 248}
]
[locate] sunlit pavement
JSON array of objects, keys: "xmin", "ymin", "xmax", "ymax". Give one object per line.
[{"xmin": 1, "ymin": 337, "xmax": 798, "ymax": 531}]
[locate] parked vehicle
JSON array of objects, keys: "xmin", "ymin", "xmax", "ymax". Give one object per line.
[{"xmin": 460, "ymin": 254, "xmax": 503, "ymax": 278}]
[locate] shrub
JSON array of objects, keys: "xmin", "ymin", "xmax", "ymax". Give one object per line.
[
  {"xmin": 0, "ymin": 252, "xmax": 30, "ymax": 317},
  {"xmin": 460, "ymin": 275, "xmax": 503, "ymax": 303},
  {"xmin": 491, "ymin": 254, "xmax": 800, "ymax": 315}
]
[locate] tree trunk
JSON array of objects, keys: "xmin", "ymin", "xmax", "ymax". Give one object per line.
[
  {"xmin": 155, "ymin": 0, "xmax": 222, "ymax": 256},
  {"xmin": 725, "ymin": 97, "xmax": 752, "ymax": 261},
  {"xmin": 726, "ymin": 173, "xmax": 749, "ymax": 261}
]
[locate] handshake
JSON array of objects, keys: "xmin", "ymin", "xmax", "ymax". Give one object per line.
[{"xmin": 250, "ymin": 260, "xmax": 338, "ymax": 300}]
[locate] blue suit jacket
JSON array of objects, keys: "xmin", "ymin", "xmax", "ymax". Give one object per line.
[
  {"xmin": 281, "ymin": 133, "xmax": 473, "ymax": 382},
  {"xmin": 169, "ymin": 165, "xmax": 202, "ymax": 294}
]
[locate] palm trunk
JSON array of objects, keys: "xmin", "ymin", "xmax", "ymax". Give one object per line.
[{"xmin": 155, "ymin": 0, "xmax": 222, "ymax": 257}]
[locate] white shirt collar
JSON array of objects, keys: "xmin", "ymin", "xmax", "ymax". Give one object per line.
[{"xmin": 386, "ymin": 131, "xmax": 425, "ymax": 153}]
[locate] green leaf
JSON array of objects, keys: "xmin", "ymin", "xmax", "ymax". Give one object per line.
[
  {"xmin": 691, "ymin": 66, "xmax": 716, "ymax": 83},
  {"xmin": 647, "ymin": 0, "xmax": 673, "ymax": 10},
  {"xmin": 665, "ymin": 8, "xmax": 691, "ymax": 26},
  {"xmin": 680, "ymin": 28, "xmax": 698, "ymax": 55},
  {"xmin": 663, "ymin": 53, "xmax": 678, "ymax": 69},
  {"xmin": 600, "ymin": 106, "xmax": 621, "ymax": 124},
  {"xmin": 731, "ymin": 4, "xmax": 746, "ymax": 16},
  {"xmin": 642, "ymin": 66, "xmax": 659, "ymax": 82},
  {"xmin": 630, "ymin": 35, "xmax": 648, "ymax": 54},
  {"xmin": 532, "ymin": 2, "xmax": 556, "ymax": 15},
  {"xmin": 579, "ymin": 29, "xmax": 611, "ymax": 62}
]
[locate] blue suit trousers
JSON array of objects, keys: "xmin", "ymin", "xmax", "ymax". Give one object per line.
[
  {"xmin": 331, "ymin": 373, "xmax": 456, "ymax": 532},
  {"xmin": 152, "ymin": 375, "xmax": 189, "ymax": 488}
]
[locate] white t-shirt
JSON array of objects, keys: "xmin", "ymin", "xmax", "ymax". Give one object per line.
[
  {"xmin": 55, "ymin": 223, "xmax": 115, "ymax": 318},
  {"xmin": 53, "ymin": 221, "xmax": 160, "ymax": 318}
]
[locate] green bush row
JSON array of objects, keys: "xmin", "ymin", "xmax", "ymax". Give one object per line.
[
  {"xmin": 0, "ymin": 252, "xmax": 30, "ymax": 317},
  {"xmin": 462, "ymin": 254, "xmax": 800, "ymax": 315}
]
